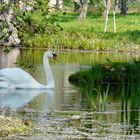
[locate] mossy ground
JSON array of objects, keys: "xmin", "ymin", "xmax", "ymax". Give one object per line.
[{"xmin": 0, "ymin": 115, "xmax": 32, "ymax": 137}]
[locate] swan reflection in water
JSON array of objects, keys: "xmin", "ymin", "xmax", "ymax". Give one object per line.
[{"xmin": 0, "ymin": 89, "xmax": 55, "ymax": 109}]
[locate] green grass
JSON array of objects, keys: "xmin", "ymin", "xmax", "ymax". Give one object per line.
[{"xmin": 22, "ymin": 12, "xmax": 140, "ymax": 52}]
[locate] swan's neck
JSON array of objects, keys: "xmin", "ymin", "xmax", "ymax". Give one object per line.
[{"xmin": 43, "ymin": 54, "xmax": 55, "ymax": 88}]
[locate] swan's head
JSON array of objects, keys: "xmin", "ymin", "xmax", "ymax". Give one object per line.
[{"xmin": 45, "ymin": 51, "xmax": 57, "ymax": 60}]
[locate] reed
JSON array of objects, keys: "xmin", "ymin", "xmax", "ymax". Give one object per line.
[{"xmin": 69, "ymin": 59, "xmax": 140, "ymax": 112}]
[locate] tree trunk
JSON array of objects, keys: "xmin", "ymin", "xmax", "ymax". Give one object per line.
[
  {"xmin": 7, "ymin": 8, "xmax": 20, "ymax": 46},
  {"xmin": 103, "ymin": 0, "xmax": 111, "ymax": 32},
  {"xmin": 0, "ymin": 0, "xmax": 20, "ymax": 46},
  {"xmin": 79, "ymin": 0, "xmax": 89, "ymax": 20},
  {"xmin": 104, "ymin": 10, "xmax": 109, "ymax": 32},
  {"xmin": 115, "ymin": 0, "xmax": 119, "ymax": 12},
  {"xmin": 49, "ymin": 0, "xmax": 63, "ymax": 10},
  {"xmin": 55, "ymin": 0, "xmax": 59, "ymax": 9},
  {"xmin": 113, "ymin": 10, "xmax": 116, "ymax": 33},
  {"xmin": 121, "ymin": 0, "xmax": 128, "ymax": 15}
]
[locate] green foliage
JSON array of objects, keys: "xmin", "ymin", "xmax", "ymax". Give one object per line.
[
  {"xmin": 0, "ymin": 2, "xmax": 11, "ymax": 42},
  {"xmin": 69, "ymin": 59, "xmax": 140, "ymax": 85},
  {"xmin": 0, "ymin": 21, "xmax": 9, "ymax": 42},
  {"xmin": 12, "ymin": 0, "xmax": 62, "ymax": 47},
  {"xmin": 3, "ymin": 46, "xmax": 11, "ymax": 53},
  {"xmin": 89, "ymin": 0, "xmax": 105, "ymax": 14},
  {"xmin": 63, "ymin": 0, "xmax": 74, "ymax": 7}
]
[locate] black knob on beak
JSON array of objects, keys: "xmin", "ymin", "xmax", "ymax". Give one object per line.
[{"xmin": 52, "ymin": 53, "xmax": 57, "ymax": 60}]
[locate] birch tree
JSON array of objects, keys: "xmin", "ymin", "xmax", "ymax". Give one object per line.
[
  {"xmin": 113, "ymin": 0, "xmax": 117, "ymax": 33},
  {"xmin": 0, "ymin": 0, "xmax": 20, "ymax": 46},
  {"xmin": 79, "ymin": 0, "xmax": 89, "ymax": 20},
  {"xmin": 0, "ymin": 0, "xmax": 35, "ymax": 46},
  {"xmin": 103, "ymin": 0, "xmax": 111, "ymax": 32},
  {"xmin": 103, "ymin": 0, "xmax": 117, "ymax": 33}
]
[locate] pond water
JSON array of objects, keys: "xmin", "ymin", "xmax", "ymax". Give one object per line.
[{"xmin": 0, "ymin": 48, "xmax": 140, "ymax": 139}]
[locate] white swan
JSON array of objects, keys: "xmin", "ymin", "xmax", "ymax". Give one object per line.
[{"xmin": 0, "ymin": 51, "xmax": 57, "ymax": 89}]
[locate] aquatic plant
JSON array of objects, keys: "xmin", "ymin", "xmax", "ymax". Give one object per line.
[
  {"xmin": 69, "ymin": 59, "xmax": 140, "ymax": 111},
  {"xmin": 100, "ymin": 84, "xmax": 110, "ymax": 111},
  {"xmin": 83, "ymin": 82, "xmax": 110, "ymax": 112}
]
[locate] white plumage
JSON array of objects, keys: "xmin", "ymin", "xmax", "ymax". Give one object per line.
[{"xmin": 0, "ymin": 51, "xmax": 57, "ymax": 89}]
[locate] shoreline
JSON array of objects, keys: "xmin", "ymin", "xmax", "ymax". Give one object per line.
[{"xmin": 1, "ymin": 46, "xmax": 140, "ymax": 55}]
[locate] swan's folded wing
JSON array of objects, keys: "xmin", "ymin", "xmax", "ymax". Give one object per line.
[
  {"xmin": 0, "ymin": 74, "xmax": 10, "ymax": 88},
  {"xmin": 0, "ymin": 68, "xmax": 27, "ymax": 83},
  {"xmin": 0, "ymin": 74, "xmax": 7, "ymax": 81}
]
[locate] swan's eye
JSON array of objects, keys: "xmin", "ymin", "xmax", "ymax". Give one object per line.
[{"xmin": 52, "ymin": 53, "xmax": 57, "ymax": 60}]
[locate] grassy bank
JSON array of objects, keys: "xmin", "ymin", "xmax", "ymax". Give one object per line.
[{"xmin": 23, "ymin": 13, "xmax": 140, "ymax": 52}]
